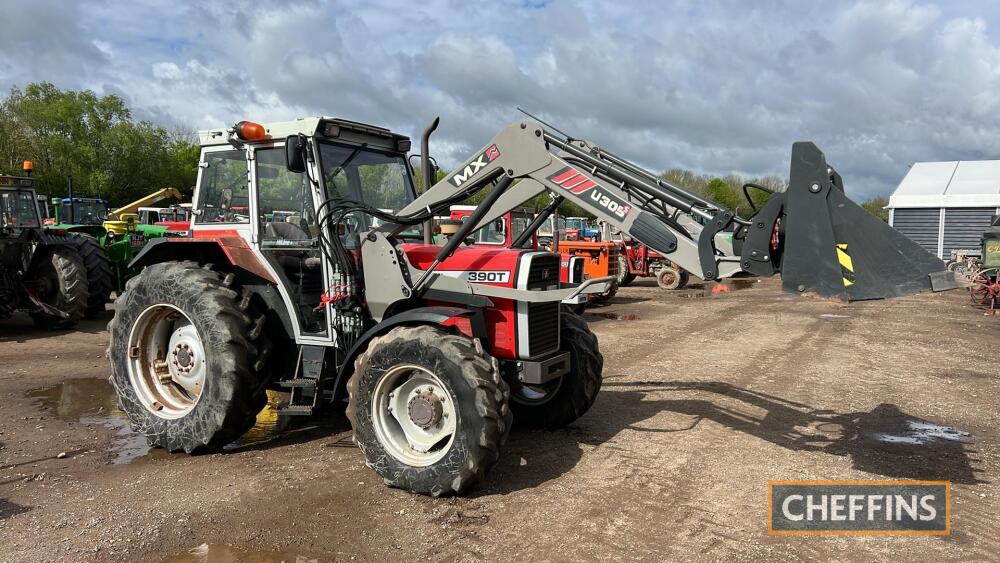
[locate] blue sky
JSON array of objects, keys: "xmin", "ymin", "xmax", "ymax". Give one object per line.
[{"xmin": 2, "ymin": 0, "xmax": 999, "ymax": 199}]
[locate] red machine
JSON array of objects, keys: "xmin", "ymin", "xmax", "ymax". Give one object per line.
[{"xmin": 602, "ymin": 222, "xmax": 689, "ymax": 289}]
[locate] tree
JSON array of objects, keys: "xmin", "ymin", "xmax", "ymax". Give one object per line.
[
  {"xmin": 0, "ymin": 82, "xmax": 199, "ymax": 207},
  {"xmin": 860, "ymin": 196, "xmax": 889, "ymax": 222}
]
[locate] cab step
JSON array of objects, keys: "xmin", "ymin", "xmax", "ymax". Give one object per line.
[{"xmin": 277, "ymin": 404, "xmax": 314, "ymax": 416}]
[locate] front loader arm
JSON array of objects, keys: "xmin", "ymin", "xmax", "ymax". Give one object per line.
[
  {"xmin": 401, "ymin": 121, "xmax": 736, "ymax": 280},
  {"xmin": 397, "ymin": 120, "xmax": 952, "ymax": 300},
  {"xmin": 107, "ymin": 187, "xmax": 184, "ymax": 220}
]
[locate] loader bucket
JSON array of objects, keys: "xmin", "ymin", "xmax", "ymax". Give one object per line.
[{"xmin": 775, "ymin": 142, "xmax": 955, "ymax": 301}]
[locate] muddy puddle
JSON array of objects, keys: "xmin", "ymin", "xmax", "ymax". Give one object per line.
[
  {"xmin": 587, "ymin": 311, "xmax": 641, "ymax": 321},
  {"xmin": 163, "ymin": 543, "xmax": 320, "ymax": 563},
  {"xmin": 672, "ymin": 289, "xmax": 707, "ymax": 299},
  {"xmin": 871, "ymin": 420, "xmax": 971, "ymax": 446},
  {"xmin": 27, "ymin": 378, "xmax": 292, "ymax": 464}
]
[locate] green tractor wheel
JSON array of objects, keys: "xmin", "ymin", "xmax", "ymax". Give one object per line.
[{"xmin": 71, "ymin": 234, "xmax": 115, "ymax": 317}]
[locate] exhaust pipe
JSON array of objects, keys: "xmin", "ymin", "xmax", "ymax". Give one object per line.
[{"xmin": 420, "ymin": 117, "xmax": 440, "ymax": 245}]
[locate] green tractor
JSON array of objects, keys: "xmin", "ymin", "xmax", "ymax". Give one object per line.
[{"xmin": 46, "ymin": 187, "xmax": 184, "ymax": 316}]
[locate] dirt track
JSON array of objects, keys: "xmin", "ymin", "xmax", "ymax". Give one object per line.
[{"xmin": 1, "ymin": 278, "xmax": 999, "ymax": 562}]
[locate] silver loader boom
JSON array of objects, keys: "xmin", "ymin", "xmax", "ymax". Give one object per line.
[{"xmin": 403, "ymin": 119, "xmax": 955, "ymax": 301}]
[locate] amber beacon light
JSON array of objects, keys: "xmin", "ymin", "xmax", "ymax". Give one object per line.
[{"xmin": 234, "ymin": 121, "xmax": 268, "ymax": 141}]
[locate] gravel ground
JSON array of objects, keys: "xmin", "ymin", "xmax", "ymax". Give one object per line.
[{"xmin": 1, "ymin": 277, "xmax": 998, "ymax": 562}]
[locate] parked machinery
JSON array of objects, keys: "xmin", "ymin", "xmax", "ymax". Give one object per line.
[
  {"xmin": 107, "ymin": 115, "xmax": 951, "ymax": 497},
  {"xmin": 599, "ymin": 221, "xmax": 689, "ymax": 290},
  {"xmin": 48, "ymin": 186, "xmax": 184, "ymax": 314},
  {"xmin": 0, "ymin": 175, "xmax": 88, "ymax": 328},
  {"xmin": 970, "ymin": 215, "xmax": 1000, "ymax": 310}
]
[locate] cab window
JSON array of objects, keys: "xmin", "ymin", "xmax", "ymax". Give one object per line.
[
  {"xmin": 196, "ymin": 150, "xmax": 250, "ymax": 224},
  {"xmin": 255, "ymin": 147, "xmax": 314, "ymax": 243}
]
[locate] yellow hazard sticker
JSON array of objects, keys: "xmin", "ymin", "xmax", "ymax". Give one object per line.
[{"xmin": 836, "ymin": 244, "xmax": 855, "ymax": 287}]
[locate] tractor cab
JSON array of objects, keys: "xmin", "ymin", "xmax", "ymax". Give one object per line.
[
  {"xmin": 185, "ymin": 117, "xmax": 420, "ymax": 336},
  {"xmin": 55, "ymin": 197, "xmax": 110, "ymax": 226},
  {"xmin": 0, "ymin": 177, "xmax": 42, "ymax": 231}
]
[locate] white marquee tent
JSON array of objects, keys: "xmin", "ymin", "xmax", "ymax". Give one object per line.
[{"xmin": 887, "ymin": 160, "xmax": 1000, "ymax": 259}]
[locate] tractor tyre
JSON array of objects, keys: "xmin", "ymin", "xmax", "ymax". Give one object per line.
[
  {"xmin": 656, "ymin": 267, "xmax": 684, "ymax": 290},
  {"xmin": 72, "ymin": 234, "xmax": 114, "ymax": 317},
  {"xmin": 28, "ymin": 246, "xmax": 88, "ymax": 330},
  {"xmin": 108, "ymin": 261, "xmax": 271, "ymax": 453},
  {"xmin": 616, "ymin": 254, "xmax": 635, "ymax": 286},
  {"xmin": 510, "ymin": 305, "xmax": 603, "ymax": 429},
  {"xmin": 677, "ymin": 269, "xmax": 690, "ymax": 289},
  {"xmin": 347, "ymin": 325, "xmax": 511, "ymax": 496}
]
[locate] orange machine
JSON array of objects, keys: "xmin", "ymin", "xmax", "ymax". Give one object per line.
[{"xmin": 555, "ymin": 240, "xmax": 620, "ymax": 302}]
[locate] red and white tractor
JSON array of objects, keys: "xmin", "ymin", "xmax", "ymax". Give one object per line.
[{"xmin": 107, "ymin": 115, "xmax": 951, "ymax": 496}]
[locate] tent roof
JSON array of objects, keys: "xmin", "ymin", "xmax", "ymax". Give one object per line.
[{"xmin": 888, "ymin": 160, "xmax": 1000, "ymax": 209}]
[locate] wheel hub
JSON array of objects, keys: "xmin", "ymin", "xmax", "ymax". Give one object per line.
[
  {"xmin": 371, "ymin": 365, "xmax": 457, "ymax": 466},
  {"xmin": 408, "ymin": 390, "xmax": 444, "ymax": 429}
]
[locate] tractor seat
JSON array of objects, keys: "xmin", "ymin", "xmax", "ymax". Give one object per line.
[{"xmin": 265, "ymin": 220, "xmax": 310, "ymax": 241}]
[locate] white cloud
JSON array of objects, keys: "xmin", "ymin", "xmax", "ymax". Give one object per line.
[{"xmin": 1, "ymin": 0, "xmax": 999, "ymax": 199}]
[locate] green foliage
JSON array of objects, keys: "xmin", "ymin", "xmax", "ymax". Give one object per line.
[
  {"xmin": 860, "ymin": 196, "xmax": 889, "ymax": 222},
  {"xmin": 0, "ymin": 82, "xmax": 198, "ymax": 206},
  {"xmin": 660, "ymin": 169, "xmax": 783, "ymax": 216}
]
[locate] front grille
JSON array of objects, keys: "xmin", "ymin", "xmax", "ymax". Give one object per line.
[
  {"xmin": 526, "ymin": 253, "xmax": 559, "ymax": 289},
  {"xmin": 607, "ymin": 246, "xmax": 619, "ymax": 277},
  {"xmin": 525, "ymin": 301, "xmax": 560, "ymax": 357},
  {"xmin": 518, "ymin": 252, "xmax": 561, "ymax": 358}
]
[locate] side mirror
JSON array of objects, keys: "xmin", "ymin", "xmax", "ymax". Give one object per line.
[
  {"xmin": 493, "ymin": 218, "xmax": 505, "ymax": 233},
  {"xmin": 285, "ymin": 135, "xmax": 306, "ymax": 173}
]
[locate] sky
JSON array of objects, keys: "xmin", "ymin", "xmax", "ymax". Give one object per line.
[{"xmin": 1, "ymin": 0, "xmax": 999, "ymax": 200}]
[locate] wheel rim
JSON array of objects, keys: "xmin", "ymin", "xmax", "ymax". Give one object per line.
[
  {"xmin": 32, "ymin": 260, "xmax": 58, "ymax": 303},
  {"xmin": 371, "ymin": 364, "xmax": 457, "ymax": 467},
  {"xmin": 127, "ymin": 304, "xmax": 207, "ymax": 419},
  {"xmin": 659, "ymin": 269, "xmax": 678, "ymax": 288},
  {"xmin": 511, "ymin": 377, "xmax": 562, "ymax": 406}
]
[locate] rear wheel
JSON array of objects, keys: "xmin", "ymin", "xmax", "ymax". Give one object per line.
[
  {"xmin": 510, "ymin": 306, "xmax": 603, "ymax": 429},
  {"xmin": 72, "ymin": 234, "xmax": 114, "ymax": 317},
  {"xmin": 28, "ymin": 246, "xmax": 87, "ymax": 329},
  {"xmin": 108, "ymin": 261, "xmax": 270, "ymax": 453},
  {"xmin": 347, "ymin": 325, "xmax": 511, "ymax": 496}
]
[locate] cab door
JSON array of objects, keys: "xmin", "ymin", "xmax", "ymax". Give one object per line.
[{"xmin": 248, "ymin": 143, "xmax": 333, "ymax": 342}]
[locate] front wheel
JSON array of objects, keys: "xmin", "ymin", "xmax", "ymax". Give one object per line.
[
  {"xmin": 510, "ymin": 306, "xmax": 603, "ymax": 429},
  {"xmin": 347, "ymin": 325, "xmax": 511, "ymax": 496},
  {"xmin": 108, "ymin": 261, "xmax": 271, "ymax": 453}
]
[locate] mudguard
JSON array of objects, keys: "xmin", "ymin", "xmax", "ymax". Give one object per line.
[
  {"xmin": 329, "ymin": 306, "xmax": 486, "ymax": 402},
  {"xmin": 129, "ymin": 237, "xmax": 275, "ymax": 283}
]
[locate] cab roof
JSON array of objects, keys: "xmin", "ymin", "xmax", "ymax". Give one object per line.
[
  {"xmin": 0, "ymin": 175, "xmax": 34, "ymax": 188},
  {"xmin": 198, "ymin": 116, "xmax": 411, "ymax": 153}
]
